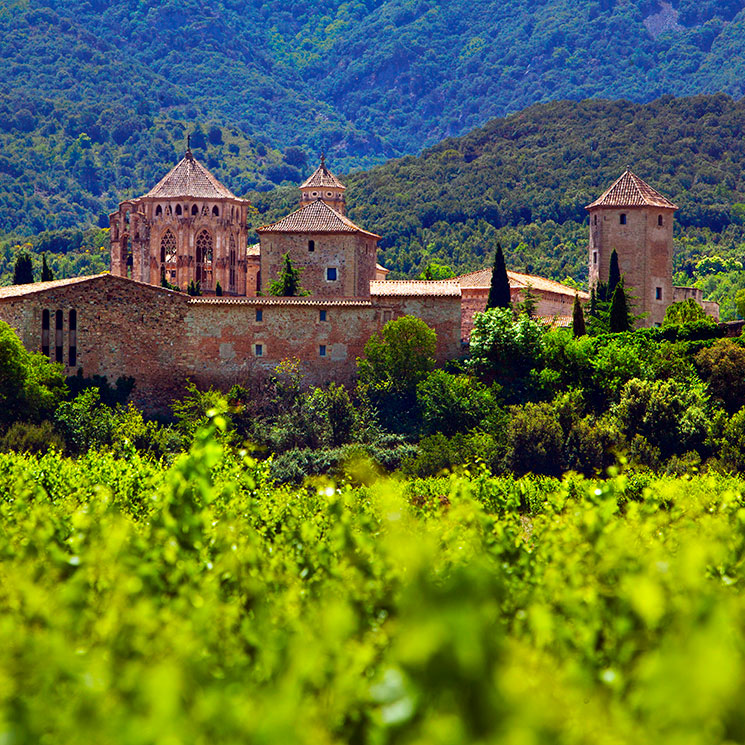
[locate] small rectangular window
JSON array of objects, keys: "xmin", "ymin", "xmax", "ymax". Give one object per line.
[
  {"xmin": 68, "ymin": 309, "xmax": 77, "ymax": 367},
  {"xmin": 326, "ymin": 267, "xmax": 337, "ymax": 281},
  {"xmin": 319, "ymin": 345, "xmax": 327, "ymax": 357},
  {"xmin": 656, "ymin": 287, "xmax": 662, "ymax": 300},
  {"xmin": 255, "ymin": 308, "xmax": 263, "ymax": 322},
  {"xmin": 319, "ymin": 309, "xmax": 327, "ymax": 322},
  {"xmin": 382, "ymin": 310, "xmax": 393, "ymax": 323},
  {"xmin": 254, "ymin": 343, "xmax": 263, "ymax": 357},
  {"xmin": 593, "ymin": 251, "xmax": 598, "ymax": 266},
  {"xmin": 620, "ymin": 214, "xmax": 627, "ymax": 225}
]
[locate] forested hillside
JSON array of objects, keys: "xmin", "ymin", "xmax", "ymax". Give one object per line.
[
  {"xmin": 7, "ymin": 93, "xmax": 745, "ymax": 316},
  {"xmin": 5, "ymin": 0, "xmax": 745, "ymax": 233}
]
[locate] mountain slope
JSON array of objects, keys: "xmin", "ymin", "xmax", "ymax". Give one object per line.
[{"xmin": 5, "ymin": 0, "xmax": 745, "ymax": 171}]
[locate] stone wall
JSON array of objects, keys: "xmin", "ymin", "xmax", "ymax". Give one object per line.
[
  {"xmin": 260, "ymin": 232, "xmax": 377, "ymax": 297},
  {"xmin": 0, "ymin": 275, "xmax": 462, "ymax": 412},
  {"xmin": 588, "ymin": 205, "xmax": 675, "ymax": 327}
]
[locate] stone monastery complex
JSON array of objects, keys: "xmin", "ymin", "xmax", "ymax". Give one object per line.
[{"xmin": 0, "ymin": 151, "xmax": 718, "ymax": 409}]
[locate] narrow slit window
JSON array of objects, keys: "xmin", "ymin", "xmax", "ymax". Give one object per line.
[
  {"xmin": 620, "ymin": 213, "xmax": 627, "ymax": 225},
  {"xmin": 41, "ymin": 309, "xmax": 50, "ymax": 357},
  {"xmin": 308, "ymin": 240, "xmax": 315, "ymax": 252},
  {"xmin": 319, "ymin": 309, "xmax": 327, "ymax": 322},
  {"xmin": 255, "ymin": 308, "xmax": 263, "ymax": 322},
  {"xmin": 55, "ymin": 309, "xmax": 63, "ymax": 363},
  {"xmin": 658, "ymin": 214, "xmax": 663, "ymax": 226},
  {"xmin": 593, "ymin": 251, "xmax": 598, "ymax": 266},
  {"xmin": 68, "ymin": 309, "xmax": 77, "ymax": 367},
  {"xmin": 656, "ymin": 287, "xmax": 662, "ymax": 300}
]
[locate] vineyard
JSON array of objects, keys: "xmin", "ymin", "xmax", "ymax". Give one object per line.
[{"xmin": 2, "ymin": 413, "xmax": 745, "ymax": 743}]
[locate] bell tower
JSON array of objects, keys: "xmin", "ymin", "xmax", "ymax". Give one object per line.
[
  {"xmin": 586, "ymin": 170, "xmax": 677, "ymax": 327},
  {"xmin": 299, "ymin": 155, "xmax": 346, "ymax": 215}
]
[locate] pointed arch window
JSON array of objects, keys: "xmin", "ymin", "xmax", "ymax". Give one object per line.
[
  {"xmin": 160, "ymin": 230, "xmax": 177, "ymax": 282},
  {"xmin": 175, "ymin": 204, "xmax": 183, "ymax": 216},
  {"xmin": 229, "ymin": 234, "xmax": 237, "ymax": 293},
  {"xmin": 196, "ymin": 230, "xmax": 214, "ymax": 290},
  {"xmin": 155, "ymin": 205, "xmax": 163, "ymax": 217},
  {"xmin": 212, "ymin": 205, "xmax": 219, "ymax": 217}
]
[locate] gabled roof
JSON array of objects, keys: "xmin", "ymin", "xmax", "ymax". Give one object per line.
[
  {"xmin": 143, "ymin": 151, "xmax": 242, "ymax": 200},
  {"xmin": 257, "ymin": 199, "xmax": 380, "ymax": 238},
  {"xmin": 454, "ymin": 268, "xmax": 589, "ymax": 299},
  {"xmin": 586, "ymin": 170, "xmax": 678, "ymax": 210},
  {"xmin": 300, "ymin": 158, "xmax": 345, "ymax": 190},
  {"xmin": 370, "ymin": 280, "xmax": 461, "ymax": 297}
]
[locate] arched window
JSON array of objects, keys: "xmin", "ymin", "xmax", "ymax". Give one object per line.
[
  {"xmin": 175, "ymin": 204, "xmax": 182, "ymax": 216},
  {"xmin": 41, "ymin": 309, "xmax": 50, "ymax": 357},
  {"xmin": 69, "ymin": 310, "xmax": 77, "ymax": 367},
  {"xmin": 229, "ymin": 234, "xmax": 237, "ymax": 292},
  {"xmin": 123, "ymin": 210, "xmax": 130, "ymax": 226},
  {"xmin": 212, "ymin": 205, "xmax": 219, "ymax": 217},
  {"xmin": 658, "ymin": 214, "xmax": 663, "ymax": 226},
  {"xmin": 155, "ymin": 205, "xmax": 163, "ymax": 217},
  {"xmin": 196, "ymin": 230, "xmax": 213, "ymax": 289},
  {"xmin": 620, "ymin": 213, "xmax": 627, "ymax": 225},
  {"xmin": 192, "ymin": 204, "xmax": 199, "ymax": 216},
  {"xmin": 55, "ymin": 310, "xmax": 63, "ymax": 363},
  {"xmin": 160, "ymin": 229, "xmax": 177, "ymax": 264}
]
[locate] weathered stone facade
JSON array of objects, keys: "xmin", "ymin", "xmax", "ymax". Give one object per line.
[
  {"xmin": 0, "ymin": 274, "xmax": 462, "ymax": 411},
  {"xmin": 109, "ymin": 151, "xmax": 252, "ymax": 295},
  {"xmin": 586, "ymin": 171, "xmax": 718, "ymax": 326}
]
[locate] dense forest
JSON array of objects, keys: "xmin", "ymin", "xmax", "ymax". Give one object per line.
[{"xmin": 5, "ymin": 0, "xmax": 745, "ymax": 167}]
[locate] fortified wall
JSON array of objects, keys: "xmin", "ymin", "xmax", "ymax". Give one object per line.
[{"xmin": 0, "ymin": 274, "xmax": 461, "ymax": 411}]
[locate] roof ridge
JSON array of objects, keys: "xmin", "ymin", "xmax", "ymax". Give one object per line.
[
  {"xmin": 142, "ymin": 154, "xmax": 240, "ymax": 200},
  {"xmin": 586, "ymin": 170, "xmax": 678, "ymax": 210},
  {"xmin": 257, "ymin": 199, "xmax": 380, "ymax": 238}
]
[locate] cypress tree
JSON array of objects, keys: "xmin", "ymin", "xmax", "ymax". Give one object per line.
[
  {"xmin": 608, "ymin": 249, "xmax": 621, "ymax": 297},
  {"xmin": 13, "ymin": 252, "xmax": 34, "ymax": 285},
  {"xmin": 572, "ymin": 294, "xmax": 586, "ymax": 337},
  {"xmin": 487, "ymin": 243, "xmax": 511, "ymax": 309},
  {"xmin": 609, "ymin": 281, "xmax": 631, "ymax": 333},
  {"xmin": 268, "ymin": 254, "xmax": 307, "ymax": 297},
  {"xmin": 589, "ymin": 287, "xmax": 598, "ymax": 317},
  {"xmin": 215, "ymin": 281, "xmax": 223, "ymax": 296},
  {"xmin": 41, "ymin": 253, "xmax": 54, "ymax": 282}
]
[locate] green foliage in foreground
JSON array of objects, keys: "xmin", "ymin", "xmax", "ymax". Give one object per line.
[{"xmin": 3, "ymin": 417, "xmax": 745, "ymax": 743}]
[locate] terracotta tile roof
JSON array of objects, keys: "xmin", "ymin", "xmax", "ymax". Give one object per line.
[
  {"xmin": 376, "ymin": 263, "xmax": 390, "ymax": 274},
  {"xmin": 143, "ymin": 152, "xmax": 242, "ymax": 200},
  {"xmin": 189, "ymin": 296, "xmax": 372, "ymax": 307},
  {"xmin": 586, "ymin": 170, "xmax": 678, "ymax": 210},
  {"xmin": 0, "ymin": 274, "xmax": 106, "ymax": 299},
  {"xmin": 300, "ymin": 159, "xmax": 345, "ymax": 190},
  {"xmin": 370, "ymin": 280, "xmax": 461, "ymax": 297},
  {"xmin": 455, "ymin": 268, "xmax": 589, "ymax": 299},
  {"xmin": 257, "ymin": 199, "xmax": 380, "ymax": 238}
]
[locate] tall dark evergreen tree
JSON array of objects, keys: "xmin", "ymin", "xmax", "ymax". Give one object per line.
[
  {"xmin": 268, "ymin": 254, "xmax": 308, "ymax": 297},
  {"xmin": 215, "ymin": 281, "xmax": 223, "ymax": 296},
  {"xmin": 487, "ymin": 243, "xmax": 511, "ymax": 309},
  {"xmin": 589, "ymin": 287, "xmax": 598, "ymax": 317},
  {"xmin": 609, "ymin": 281, "xmax": 631, "ymax": 333},
  {"xmin": 572, "ymin": 294, "xmax": 586, "ymax": 337},
  {"xmin": 13, "ymin": 252, "xmax": 33, "ymax": 285},
  {"xmin": 608, "ymin": 249, "xmax": 621, "ymax": 297},
  {"xmin": 41, "ymin": 252, "xmax": 54, "ymax": 282}
]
